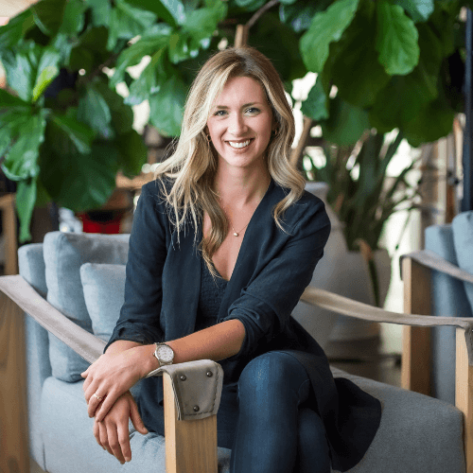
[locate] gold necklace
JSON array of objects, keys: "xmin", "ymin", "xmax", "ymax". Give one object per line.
[{"xmin": 222, "ymin": 208, "xmax": 250, "ymax": 237}]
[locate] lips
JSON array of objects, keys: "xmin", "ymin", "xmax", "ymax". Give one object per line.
[{"xmin": 226, "ymin": 139, "xmax": 253, "ymax": 149}]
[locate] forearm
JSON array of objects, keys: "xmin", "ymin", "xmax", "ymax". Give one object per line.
[
  {"xmin": 136, "ymin": 319, "xmax": 246, "ymax": 375},
  {"xmin": 105, "ymin": 339, "xmax": 143, "ymax": 355},
  {"xmin": 168, "ymin": 319, "xmax": 246, "ymax": 364}
]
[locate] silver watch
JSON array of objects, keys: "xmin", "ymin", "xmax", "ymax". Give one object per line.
[{"xmin": 153, "ymin": 342, "xmax": 174, "ymax": 367}]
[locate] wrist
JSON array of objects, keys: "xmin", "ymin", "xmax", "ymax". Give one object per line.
[{"xmin": 137, "ymin": 344, "xmax": 160, "ymax": 378}]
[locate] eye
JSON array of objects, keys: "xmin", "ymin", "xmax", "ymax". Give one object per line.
[
  {"xmin": 214, "ymin": 110, "xmax": 227, "ymax": 117},
  {"xmin": 245, "ymin": 107, "xmax": 260, "ymax": 114}
]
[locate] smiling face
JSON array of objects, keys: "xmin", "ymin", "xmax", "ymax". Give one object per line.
[{"xmin": 206, "ymin": 75, "xmax": 275, "ymax": 173}]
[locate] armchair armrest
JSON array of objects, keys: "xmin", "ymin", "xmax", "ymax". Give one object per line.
[
  {"xmin": 301, "ymin": 253, "xmax": 473, "ymax": 472},
  {"xmin": 401, "ymin": 249, "xmax": 473, "ymax": 285},
  {"xmin": 0, "ymin": 275, "xmax": 222, "ymax": 473}
]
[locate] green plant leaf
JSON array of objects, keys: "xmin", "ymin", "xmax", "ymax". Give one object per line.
[
  {"xmin": 86, "ymin": 0, "xmax": 111, "ymax": 27},
  {"xmin": 321, "ymin": 97, "xmax": 370, "ymax": 145},
  {"xmin": 107, "ymin": 0, "xmax": 158, "ymax": 50},
  {"xmin": 69, "ymin": 26, "xmax": 109, "ymax": 72},
  {"xmin": 39, "ymin": 141, "xmax": 119, "ymax": 211},
  {"xmin": 428, "ymin": 4, "xmax": 456, "ymax": 57},
  {"xmin": 149, "ymin": 75, "xmax": 188, "ymax": 136},
  {"xmin": 126, "ymin": 48, "xmax": 168, "ymax": 105},
  {"xmin": 16, "ymin": 177, "xmax": 37, "ymax": 243},
  {"xmin": 1, "ymin": 43, "xmax": 60, "ymax": 103},
  {"xmin": 183, "ymin": 2, "xmax": 227, "ymax": 47},
  {"xmin": 116, "ymin": 130, "xmax": 148, "ymax": 177},
  {"xmin": 51, "ymin": 111, "xmax": 95, "ymax": 154},
  {"xmin": 0, "ymin": 89, "xmax": 28, "ymax": 107},
  {"xmin": 300, "ymin": 79, "xmax": 329, "ymax": 121},
  {"xmin": 300, "ymin": 0, "xmax": 359, "ymax": 73},
  {"xmin": 251, "ymin": 12, "xmax": 306, "ymax": 83},
  {"xmin": 110, "ymin": 24, "xmax": 173, "ymax": 87},
  {"xmin": 168, "ymin": 33, "xmax": 194, "ymax": 64},
  {"xmin": 94, "ymin": 81, "xmax": 134, "ymax": 135},
  {"xmin": 2, "ymin": 113, "xmax": 45, "ymax": 181},
  {"xmin": 391, "ymin": 0, "xmax": 434, "ymax": 23},
  {"xmin": 58, "ymin": 0, "xmax": 87, "ymax": 35},
  {"xmin": 123, "ymin": 0, "xmax": 181, "ymax": 26},
  {"xmin": 280, "ymin": 0, "xmax": 332, "ymax": 33},
  {"xmin": 32, "ymin": 65, "xmax": 59, "ymax": 103},
  {"xmin": 77, "ymin": 85, "xmax": 113, "ymax": 139},
  {"xmin": 0, "ymin": 107, "xmax": 32, "ymax": 157},
  {"xmin": 0, "ymin": 8, "xmax": 35, "ymax": 51},
  {"xmin": 330, "ymin": 4, "xmax": 390, "ymax": 108},
  {"xmin": 235, "ymin": 0, "xmax": 266, "ymax": 11},
  {"xmin": 369, "ymin": 21, "xmax": 442, "ymax": 131},
  {"xmin": 375, "ymin": 1, "xmax": 419, "ymax": 75},
  {"xmin": 159, "ymin": 0, "xmax": 187, "ymax": 25},
  {"xmin": 403, "ymin": 97, "xmax": 455, "ymax": 147},
  {"xmin": 32, "ymin": 0, "xmax": 67, "ymax": 36}
]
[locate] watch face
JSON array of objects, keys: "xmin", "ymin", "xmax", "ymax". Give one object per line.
[{"xmin": 157, "ymin": 345, "xmax": 174, "ymax": 363}]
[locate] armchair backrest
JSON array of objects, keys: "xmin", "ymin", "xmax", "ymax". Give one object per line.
[
  {"xmin": 18, "ymin": 231, "xmax": 130, "ymax": 468},
  {"xmin": 425, "ymin": 211, "xmax": 473, "ymax": 404}
]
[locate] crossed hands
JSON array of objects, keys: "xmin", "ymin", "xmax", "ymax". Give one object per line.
[{"xmin": 81, "ymin": 348, "xmax": 150, "ymax": 464}]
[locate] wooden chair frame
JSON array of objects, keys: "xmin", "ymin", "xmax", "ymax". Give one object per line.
[{"xmin": 1, "ymin": 252, "xmax": 472, "ymax": 473}]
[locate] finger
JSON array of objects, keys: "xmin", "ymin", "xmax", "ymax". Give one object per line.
[
  {"xmin": 87, "ymin": 392, "xmax": 106, "ymax": 418},
  {"xmin": 93, "ymin": 420, "xmax": 102, "ymax": 449},
  {"xmin": 95, "ymin": 390, "xmax": 120, "ymax": 422},
  {"xmin": 98, "ymin": 421, "xmax": 113, "ymax": 456},
  {"xmin": 81, "ymin": 366, "xmax": 90, "ymax": 378},
  {"xmin": 129, "ymin": 397, "xmax": 148, "ymax": 435},
  {"xmin": 117, "ymin": 419, "xmax": 132, "ymax": 462},
  {"xmin": 107, "ymin": 422, "xmax": 126, "ymax": 464}
]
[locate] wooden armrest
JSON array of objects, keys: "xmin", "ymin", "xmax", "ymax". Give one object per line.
[{"xmin": 0, "ymin": 275, "xmax": 220, "ymax": 473}]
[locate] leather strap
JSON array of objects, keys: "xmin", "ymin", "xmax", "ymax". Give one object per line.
[
  {"xmin": 401, "ymin": 249, "xmax": 473, "ymax": 285},
  {"xmin": 146, "ymin": 360, "xmax": 224, "ymax": 421},
  {"xmin": 300, "ymin": 286, "xmax": 473, "ymax": 365}
]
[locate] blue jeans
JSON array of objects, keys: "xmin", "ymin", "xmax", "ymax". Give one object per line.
[
  {"xmin": 150, "ymin": 351, "xmax": 331, "ymax": 473},
  {"xmin": 218, "ymin": 351, "xmax": 331, "ymax": 473}
]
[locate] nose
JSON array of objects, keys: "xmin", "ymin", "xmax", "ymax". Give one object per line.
[{"xmin": 228, "ymin": 112, "xmax": 248, "ymax": 136}]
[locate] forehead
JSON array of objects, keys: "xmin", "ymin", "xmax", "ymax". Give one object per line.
[{"xmin": 212, "ymin": 76, "xmax": 267, "ymax": 107}]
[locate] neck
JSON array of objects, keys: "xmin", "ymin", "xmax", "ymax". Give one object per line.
[{"xmin": 214, "ymin": 162, "xmax": 271, "ymax": 208}]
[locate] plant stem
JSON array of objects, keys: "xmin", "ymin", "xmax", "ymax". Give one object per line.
[{"xmin": 246, "ymin": 0, "xmax": 280, "ymax": 30}]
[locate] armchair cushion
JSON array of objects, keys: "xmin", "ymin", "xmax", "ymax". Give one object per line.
[
  {"xmin": 452, "ymin": 210, "xmax": 473, "ymax": 312},
  {"xmin": 43, "ymin": 232, "xmax": 129, "ymax": 382},
  {"xmin": 80, "ymin": 263, "xmax": 126, "ymax": 342}
]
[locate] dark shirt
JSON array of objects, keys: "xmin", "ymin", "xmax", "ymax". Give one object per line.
[{"xmin": 194, "ymin": 260, "xmax": 228, "ymax": 332}]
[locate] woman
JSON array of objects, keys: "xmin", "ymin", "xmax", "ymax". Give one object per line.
[{"xmin": 81, "ymin": 47, "xmax": 381, "ymax": 473}]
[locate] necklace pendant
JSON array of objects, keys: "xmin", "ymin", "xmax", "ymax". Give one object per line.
[{"xmin": 233, "ymin": 232, "xmax": 239, "ymax": 237}]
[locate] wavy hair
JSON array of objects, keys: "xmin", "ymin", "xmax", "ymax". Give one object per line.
[{"xmin": 155, "ymin": 46, "xmax": 306, "ymax": 273}]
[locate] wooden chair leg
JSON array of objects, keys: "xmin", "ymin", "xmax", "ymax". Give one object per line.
[
  {"xmin": 401, "ymin": 257, "xmax": 432, "ymax": 395},
  {"xmin": 163, "ymin": 373, "xmax": 218, "ymax": 473},
  {"xmin": 456, "ymin": 327, "xmax": 473, "ymax": 473},
  {"xmin": 0, "ymin": 194, "xmax": 18, "ymax": 276},
  {"xmin": 0, "ymin": 291, "xmax": 29, "ymax": 473}
]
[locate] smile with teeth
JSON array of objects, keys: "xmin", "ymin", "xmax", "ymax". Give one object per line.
[{"xmin": 227, "ymin": 139, "xmax": 252, "ymax": 149}]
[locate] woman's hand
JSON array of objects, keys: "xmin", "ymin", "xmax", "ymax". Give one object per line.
[
  {"xmin": 82, "ymin": 345, "xmax": 154, "ymax": 421},
  {"xmin": 93, "ymin": 391, "xmax": 148, "ymax": 464}
]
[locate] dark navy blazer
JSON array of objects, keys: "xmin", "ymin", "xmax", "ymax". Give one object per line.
[{"xmin": 106, "ymin": 178, "xmax": 381, "ymax": 472}]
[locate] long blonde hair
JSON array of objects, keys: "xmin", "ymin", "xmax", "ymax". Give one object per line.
[{"xmin": 155, "ymin": 46, "xmax": 306, "ymax": 271}]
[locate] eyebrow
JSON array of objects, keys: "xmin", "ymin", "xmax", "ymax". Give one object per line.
[{"xmin": 214, "ymin": 102, "xmax": 263, "ymax": 109}]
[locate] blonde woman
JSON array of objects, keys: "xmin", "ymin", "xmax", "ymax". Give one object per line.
[{"xmin": 81, "ymin": 47, "xmax": 381, "ymax": 473}]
